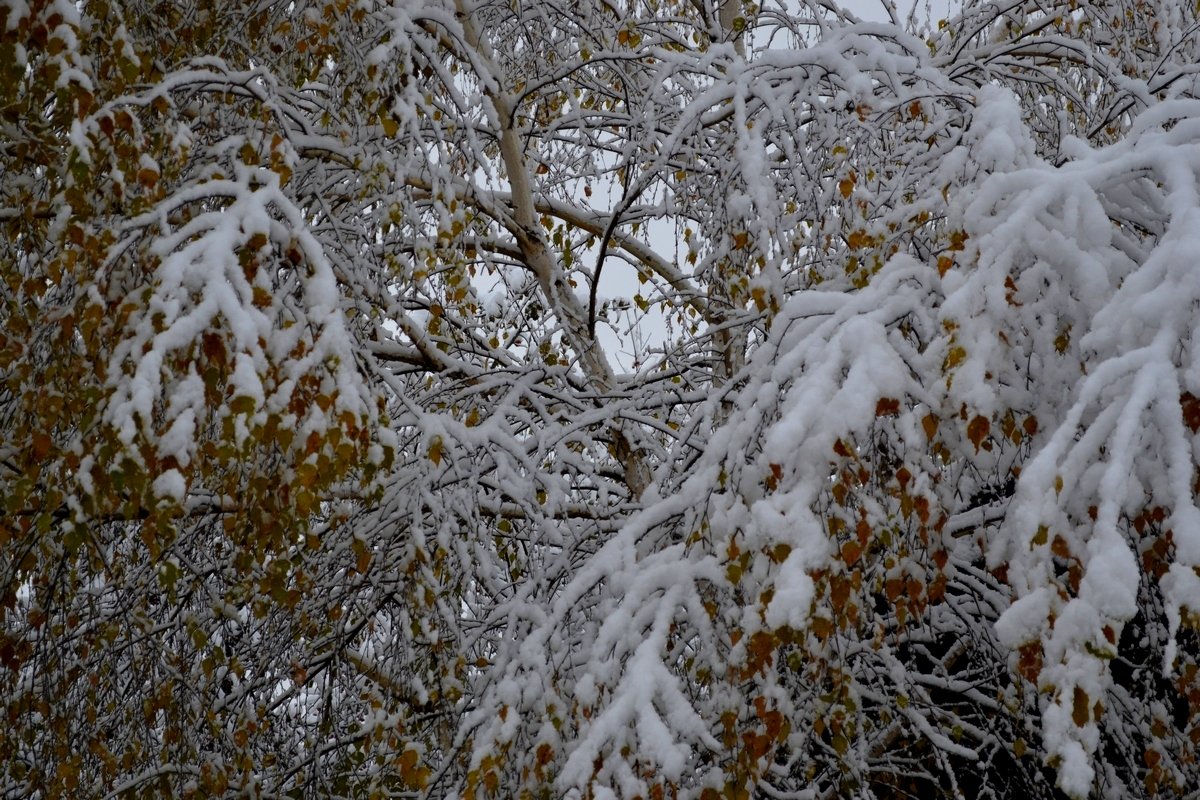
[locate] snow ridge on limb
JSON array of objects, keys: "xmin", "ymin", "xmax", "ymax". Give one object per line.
[
  {"xmin": 948, "ymin": 89, "xmax": 1200, "ymax": 797},
  {"xmin": 550, "ymin": 253, "xmax": 940, "ymax": 799}
]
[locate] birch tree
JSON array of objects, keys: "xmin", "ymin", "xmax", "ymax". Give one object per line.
[{"xmin": 3, "ymin": 0, "xmax": 1200, "ymax": 798}]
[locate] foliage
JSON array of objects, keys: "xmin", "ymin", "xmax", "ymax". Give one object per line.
[{"xmin": 2, "ymin": 0, "xmax": 1199, "ymax": 797}]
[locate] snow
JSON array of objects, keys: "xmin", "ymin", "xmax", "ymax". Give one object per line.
[
  {"xmin": 1162, "ymin": 564, "xmax": 1200, "ymax": 672},
  {"xmin": 969, "ymin": 86, "xmax": 1036, "ymax": 172},
  {"xmin": 3, "ymin": 0, "xmax": 29, "ymax": 31},
  {"xmin": 230, "ymin": 352, "xmax": 264, "ymax": 409},
  {"xmin": 75, "ymin": 454, "xmax": 95, "ymax": 497},
  {"xmin": 152, "ymin": 469, "xmax": 187, "ymax": 504},
  {"xmin": 995, "ymin": 587, "xmax": 1054, "ymax": 649},
  {"xmin": 764, "ymin": 547, "xmax": 817, "ymax": 630},
  {"xmin": 102, "ymin": 165, "xmax": 379, "ymax": 486}
]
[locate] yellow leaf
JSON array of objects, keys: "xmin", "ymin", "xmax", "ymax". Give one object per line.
[
  {"xmin": 230, "ymin": 395, "xmax": 256, "ymax": 415},
  {"xmin": 1055, "ymin": 326, "xmax": 1072, "ymax": 354},
  {"xmin": 751, "ymin": 285, "xmax": 767, "ymax": 311},
  {"xmin": 296, "ymin": 461, "xmax": 318, "ymax": 489},
  {"xmin": 847, "ymin": 230, "xmax": 869, "ymax": 249},
  {"xmin": 838, "ymin": 173, "xmax": 856, "ymax": 198},
  {"xmin": 252, "ymin": 286, "xmax": 272, "ymax": 308}
]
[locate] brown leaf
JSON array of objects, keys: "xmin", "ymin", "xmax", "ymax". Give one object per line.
[
  {"xmin": 1051, "ymin": 534, "xmax": 1071, "ymax": 560},
  {"xmin": 875, "ymin": 397, "xmax": 900, "ymax": 417},
  {"xmin": 856, "ymin": 518, "xmax": 871, "ymax": 545},
  {"xmin": 31, "ymin": 431, "xmax": 52, "ymax": 461},
  {"xmin": 1023, "ymin": 414, "xmax": 1039, "ymax": 436},
  {"xmin": 1072, "ymin": 686, "xmax": 1090, "ymax": 727},
  {"xmin": 841, "ymin": 540, "xmax": 862, "ymax": 567},
  {"xmin": 1017, "ymin": 641, "xmax": 1042, "ymax": 682},
  {"xmin": 201, "ymin": 332, "xmax": 227, "ymax": 368},
  {"xmin": 967, "ymin": 414, "xmax": 989, "ymax": 452},
  {"xmin": 1182, "ymin": 392, "xmax": 1200, "ymax": 433}
]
